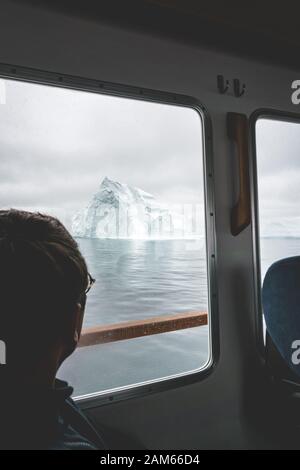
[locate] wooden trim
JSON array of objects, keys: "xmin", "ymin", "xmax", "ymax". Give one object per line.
[
  {"xmin": 227, "ymin": 112, "xmax": 251, "ymax": 236},
  {"xmin": 79, "ymin": 311, "xmax": 208, "ymax": 347}
]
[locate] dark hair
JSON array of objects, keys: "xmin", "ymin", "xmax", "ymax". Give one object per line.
[{"xmin": 0, "ymin": 210, "xmax": 88, "ymax": 361}]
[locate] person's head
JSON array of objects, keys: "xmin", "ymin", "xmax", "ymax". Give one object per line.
[{"xmin": 0, "ymin": 209, "xmax": 92, "ymax": 385}]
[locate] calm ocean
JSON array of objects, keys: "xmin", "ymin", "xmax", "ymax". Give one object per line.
[{"xmin": 59, "ymin": 237, "xmax": 300, "ymax": 396}]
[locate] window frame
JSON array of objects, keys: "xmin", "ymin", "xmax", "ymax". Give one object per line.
[
  {"xmin": 0, "ymin": 63, "xmax": 219, "ymax": 407},
  {"xmin": 250, "ymin": 109, "xmax": 300, "ymax": 360}
]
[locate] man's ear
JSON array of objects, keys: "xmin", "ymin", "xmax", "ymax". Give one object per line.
[
  {"xmin": 64, "ymin": 302, "xmax": 85, "ymax": 357},
  {"xmin": 58, "ymin": 302, "xmax": 86, "ymax": 366}
]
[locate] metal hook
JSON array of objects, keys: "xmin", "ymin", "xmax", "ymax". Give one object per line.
[
  {"xmin": 233, "ymin": 78, "xmax": 246, "ymax": 97},
  {"xmin": 217, "ymin": 75, "xmax": 229, "ymax": 94}
]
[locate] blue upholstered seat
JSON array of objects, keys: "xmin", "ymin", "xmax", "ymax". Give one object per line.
[{"xmin": 262, "ymin": 256, "xmax": 300, "ymax": 378}]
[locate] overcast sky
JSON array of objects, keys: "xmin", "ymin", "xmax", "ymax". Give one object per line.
[
  {"xmin": 2, "ymin": 79, "xmax": 298, "ymax": 239},
  {"xmin": 256, "ymin": 118, "xmax": 300, "ymax": 237},
  {"xmin": 0, "ymin": 79, "xmax": 204, "ymax": 230}
]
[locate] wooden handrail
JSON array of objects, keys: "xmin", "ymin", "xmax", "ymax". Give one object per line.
[
  {"xmin": 79, "ymin": 311, "xmax": 208, "ymax": 347},
  {"xmin": 227, "ymin": 112, "xmax": 251, "ymax": 236}
]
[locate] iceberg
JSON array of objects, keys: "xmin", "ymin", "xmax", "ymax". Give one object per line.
[{"xmin": 72, "ymin": 177, "xmax": 202, "ymax": 239}]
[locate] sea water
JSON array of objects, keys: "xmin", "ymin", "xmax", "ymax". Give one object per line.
[{"xmin": 59, "ymin": 237, "xmax": 300, "ymax": 396}]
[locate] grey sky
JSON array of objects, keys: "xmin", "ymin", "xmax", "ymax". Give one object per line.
[
  {"xmin": 1, "ymin": 79, "xmax": 300, "ymax": 239},
  {"xmin": 0, "ymin": 78, "xmax": 204, "ymax": 230},
  {"xmin": 256, "ymin": 118, "xmax": 300, "ymax": 237}
]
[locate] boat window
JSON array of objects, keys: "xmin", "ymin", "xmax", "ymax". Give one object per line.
[
  {"xmin": 0, "ymin": 77, "xmax": 211, "ymax": 397},
  {"xmin": 255, "ymin": 116, "xmax": 300, "ymax": 318}
]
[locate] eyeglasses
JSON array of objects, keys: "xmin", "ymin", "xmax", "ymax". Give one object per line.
[{"xmin": 85, "ymin": 272, "xmax": 96, "ymax": 294}]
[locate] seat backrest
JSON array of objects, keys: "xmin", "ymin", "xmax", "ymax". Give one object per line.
[{"xmin": 262, "ymin": 256, "xmax": 300, "ymax": 380}]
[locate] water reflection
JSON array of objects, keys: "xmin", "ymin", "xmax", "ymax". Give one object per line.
[{"xmin": 77, "ymin": 238, "xmax": 208, "ymax": 327}]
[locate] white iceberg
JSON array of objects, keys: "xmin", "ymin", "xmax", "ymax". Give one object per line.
[{"xmin": 72, "ymin": 177, "xmax": 202, "ymax": 239}]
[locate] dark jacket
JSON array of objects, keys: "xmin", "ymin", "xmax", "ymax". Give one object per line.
[{"xmin": 0, "ymin": 378, "xmax": 106, "ymax": 450}]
